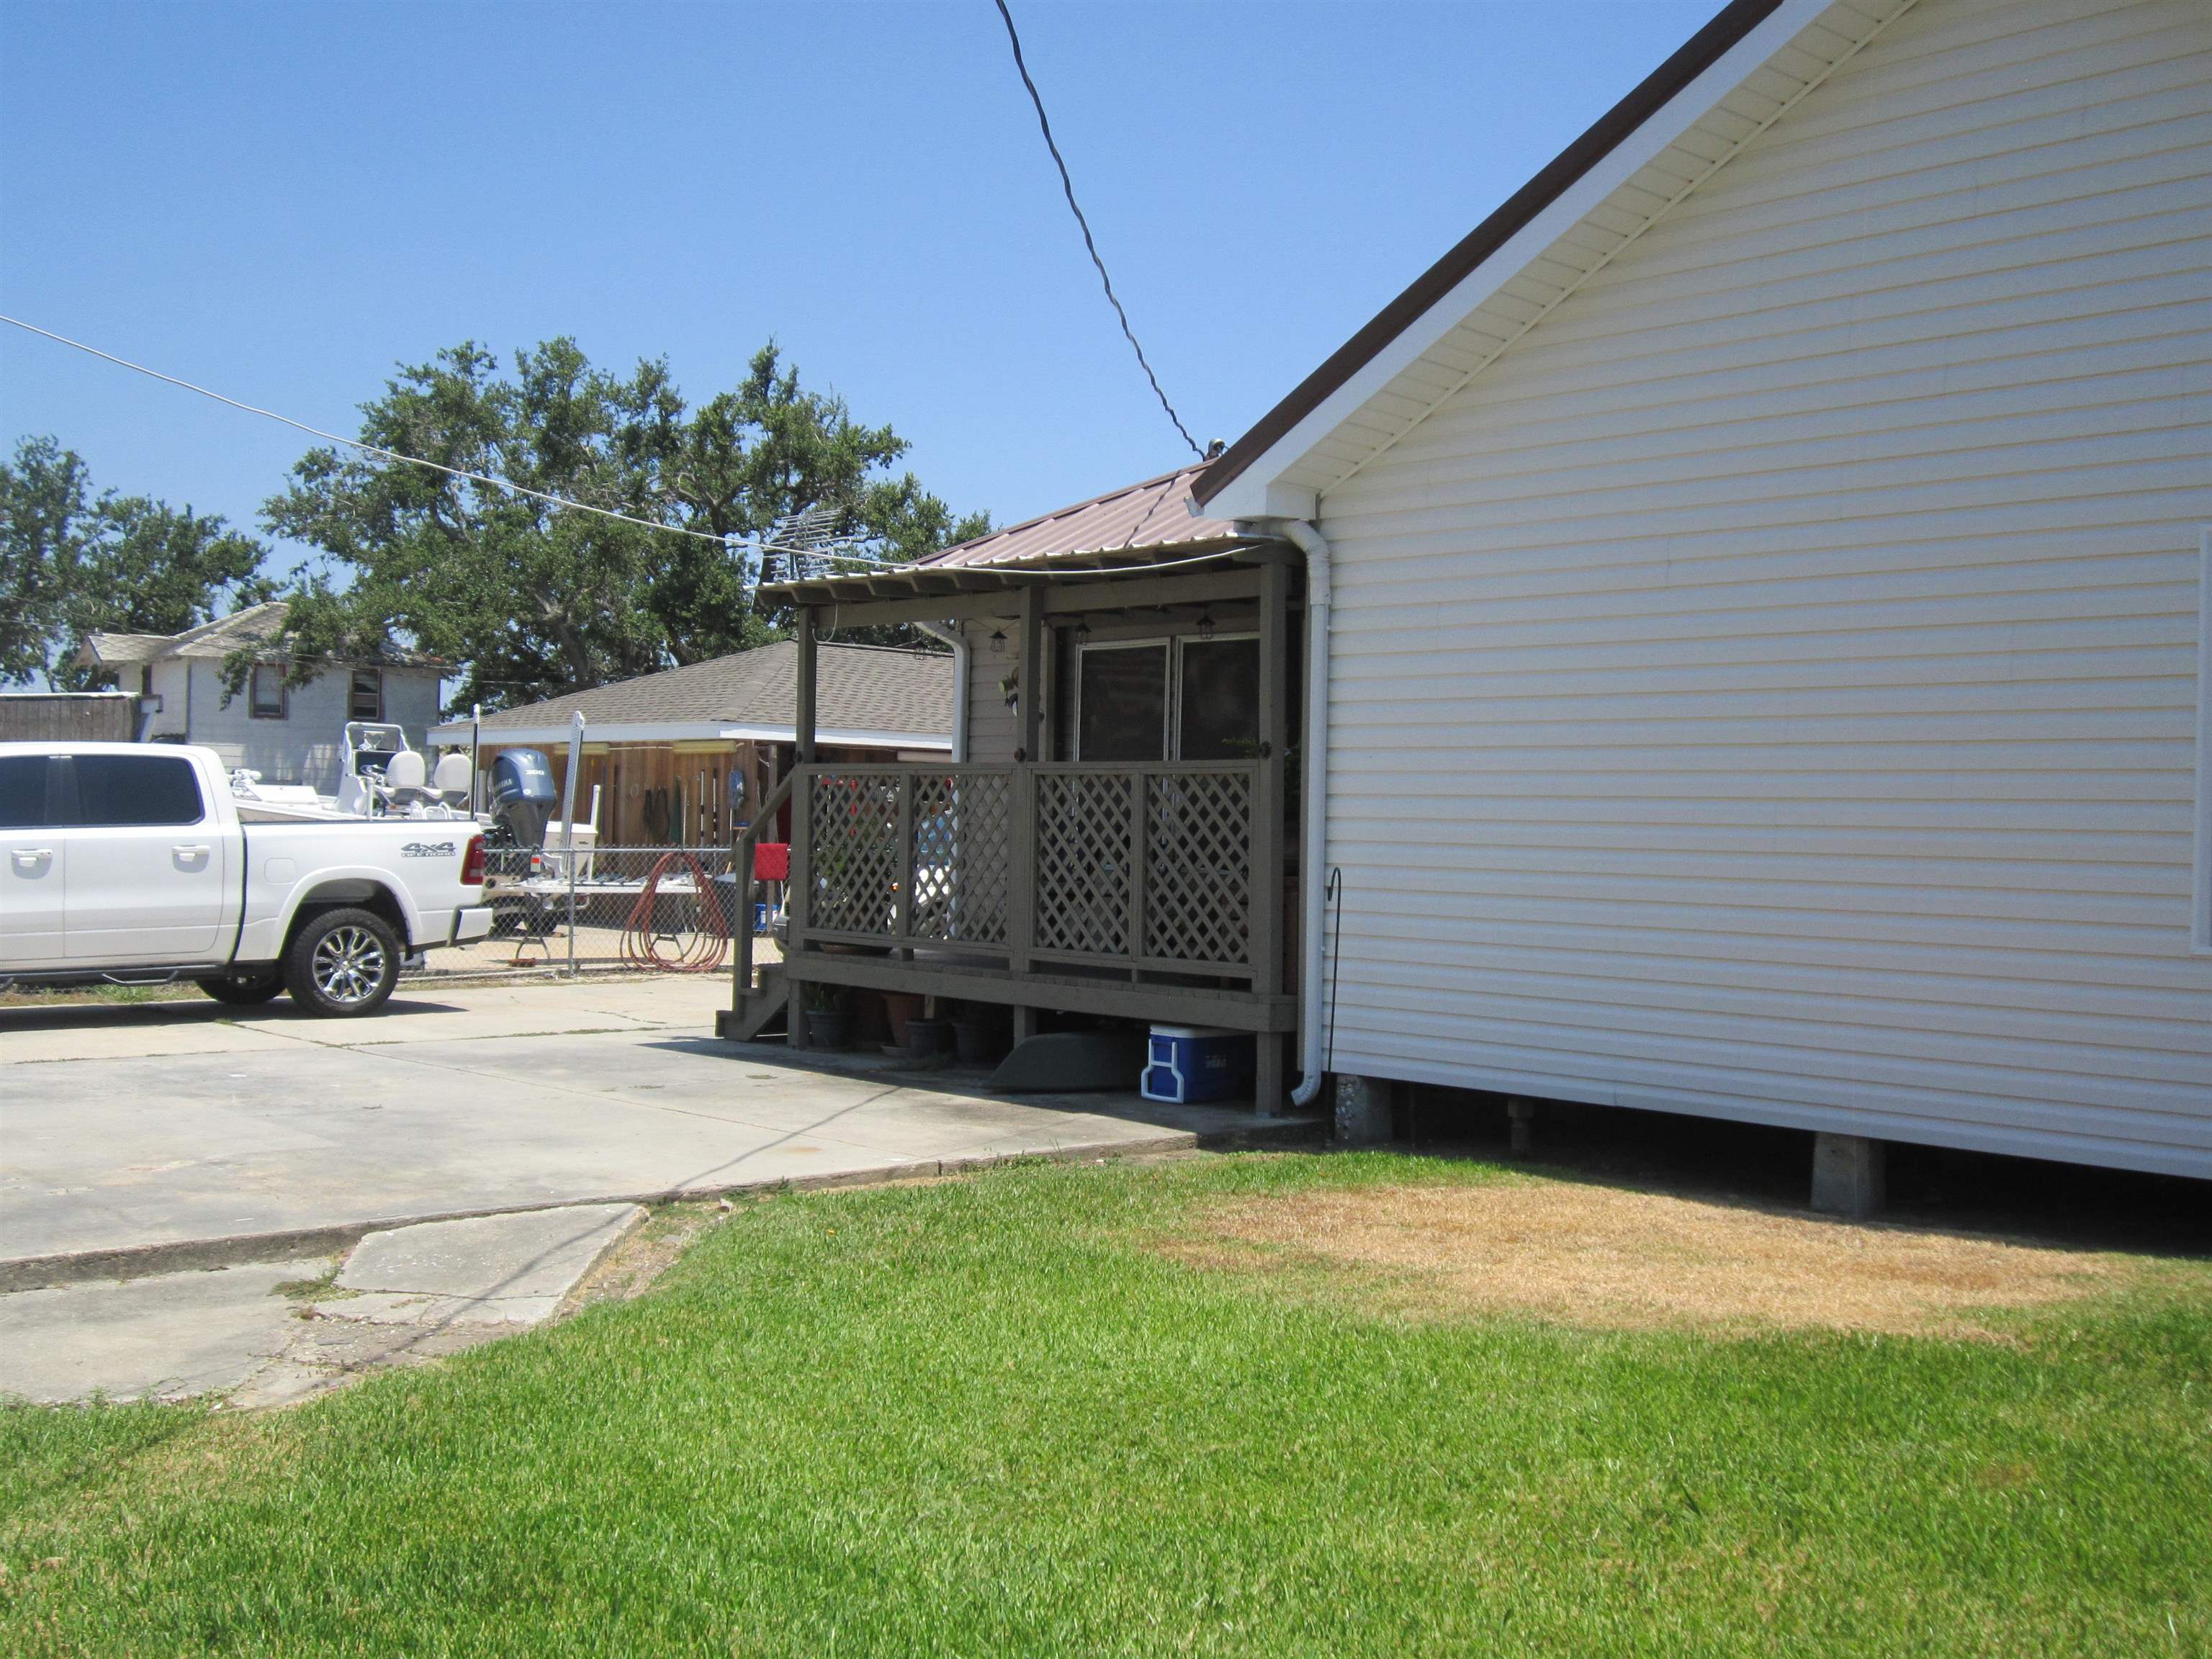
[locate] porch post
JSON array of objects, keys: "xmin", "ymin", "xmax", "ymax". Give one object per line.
[
  {"xmin": 1017, "ymin": 582, "xmax": 1043, "ymax": 763},
  {"xmin": 794, "ymin": 606, "xmax": 819, "ymax": 765},
  {"xmin": 1009, "ymin": 763, "xmax": 1035, "ymax": 981},
  {"xmin": 1252, "ymin": 558, "xmax": 1290, "ymax": 1115},
  {"xmin": 787, "ymin": 606, "xmax": 819, "ymax": 1048},
  {"xmin": 1010, "ymin": 588, "xmax": 1043, "ymax": 1040}
]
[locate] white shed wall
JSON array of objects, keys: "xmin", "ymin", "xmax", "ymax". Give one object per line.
[{"xmin": 1317, "ymin": 0, "xmax": 2212, "ymax": 1176}]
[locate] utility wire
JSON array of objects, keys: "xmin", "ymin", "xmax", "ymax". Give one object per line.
[
  {"xmin": 991, "ymin": 0, "xmax": 1202, "ymax": 462},
  {"xmin": 1, "ymin": 312, "xmax": 753, "ymax": 549}
]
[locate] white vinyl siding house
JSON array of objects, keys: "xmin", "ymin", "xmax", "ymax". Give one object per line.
[
  {"xmin": 150, "ymin": 658, "xmax": 440, "ymax": 790},
  {"xmin": 1209, "ymin": 0, "xmax": 2211, "ymax": 1176},
  {"xmin": 2196, "ymin": 527, "xmax": 2212, "ymax": 956},
  {"xmin": 81, "ymin": 603, "xmax": 444, "ymax": 792}
]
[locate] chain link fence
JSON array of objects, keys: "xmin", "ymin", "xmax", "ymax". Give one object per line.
[{"xmin": 415, "ymin": 844, "xmax": 784, "ymax": 982}]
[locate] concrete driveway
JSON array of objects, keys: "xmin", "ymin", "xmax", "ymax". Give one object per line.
[{"xmin": 1, "ymin": 976, "xmax": 1293, "ymax": 1289}]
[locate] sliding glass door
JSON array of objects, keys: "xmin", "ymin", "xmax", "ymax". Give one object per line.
[{"xmin": 1074, "ymin": 636, "xmax": 1259, "ymax": 762}]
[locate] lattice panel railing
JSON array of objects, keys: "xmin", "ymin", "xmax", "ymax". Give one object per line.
[
  {"xmin": 1144, "ymin": 771, "xmax": 1252, "ymax": 966},
  {"xmin": 801, "ymin": 763, "xmax": 1256, "ymax": 972},
  {"xmin": 1033, "ymin": 773, "xmax": 1133, "ymax": 956},
  {"xmin": 910, "ymin": 771, "xmax": 1010, "ymax": 945},
  {"xmin": 808, "ymin": 773, "xmax": 900, "ymax": 936}
]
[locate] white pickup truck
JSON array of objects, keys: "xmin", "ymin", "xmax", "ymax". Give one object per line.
[{"xmin": 0, "ymin": 742, "xmax": 494, "ymax": 1016}]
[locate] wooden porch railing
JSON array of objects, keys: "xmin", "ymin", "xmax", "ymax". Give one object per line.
[{"xmin": 795, "ymin": 761, "xmax": 1262, "ymax": 981}]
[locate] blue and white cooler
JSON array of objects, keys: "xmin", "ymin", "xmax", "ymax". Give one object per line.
[{"xmin": 1140, "ymin": 1025, "xmax": 1256, "ymax": 1105}]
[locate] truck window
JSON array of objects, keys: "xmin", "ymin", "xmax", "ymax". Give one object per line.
[
  {"xmin": 0, "ymin": 755, "xmax": 52, "ymax": 828},
  {"xmin": 65, "ymin": 753, "xmax": 207, "ymax": 827}
]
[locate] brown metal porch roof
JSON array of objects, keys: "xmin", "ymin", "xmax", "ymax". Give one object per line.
[
  {"xmin": 760, "ymin": 465, "xmax": 1283, "ymax": 609},
  {"xmin": 922, "ymin": 464, "xmax": 1235, "ymax": 567}
]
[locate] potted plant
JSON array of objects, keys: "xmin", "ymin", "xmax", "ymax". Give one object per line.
[
  {"xmin": 905, "ymin": 1012, "xmax": 954, "ymax": 1060},
  {"xmin": 802, "ymin": 983, "xmax": 850, "ymax": 1051},
  {"xmin": 950, "ymin": 1001, "xmax": 1009, "ymax": 1065}
]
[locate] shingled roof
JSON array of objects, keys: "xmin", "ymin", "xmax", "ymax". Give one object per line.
[{"xmin": 433, "ymin": 640, "xmax": 953, "ymax": 748}]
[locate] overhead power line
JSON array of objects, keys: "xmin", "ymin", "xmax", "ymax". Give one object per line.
[
  {"xmin": 991, "ymin": 0, "xmax": 1202, "ymax": 462},
  {"xmin": 1, "ymin": 312, "xmax": 742, "ymax": 549}
]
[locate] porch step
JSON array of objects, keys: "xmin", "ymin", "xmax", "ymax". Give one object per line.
[{"xmin": 714, "ymin": 961, "xmax": 788, "ymax": 1043}]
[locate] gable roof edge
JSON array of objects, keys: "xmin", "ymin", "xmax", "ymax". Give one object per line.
[{"xmin": 1194, "ymin": 0, "xmax": 1840, "ymax": 518}]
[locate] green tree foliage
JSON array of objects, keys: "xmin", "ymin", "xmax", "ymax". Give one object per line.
[
  {"xmin": 0, "ymin": 435, "xmax": 273, "ymax": 688},
  {"xmin": 264, "ymin": 339, "xmax": 989, "ymax": 713}
]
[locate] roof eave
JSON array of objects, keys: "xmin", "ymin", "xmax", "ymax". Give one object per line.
[
  {"xmin": 762, "ymin": 534, "xmax": 1283, "ymax": 608},
  {"xmin": 425, "ymin": 718, "xmax": 952, "ymax": 750}
]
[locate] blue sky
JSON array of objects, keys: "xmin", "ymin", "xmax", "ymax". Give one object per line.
[{"xmin": 3, "ymin": 0, "xmax": 1713, "ymax": 573}]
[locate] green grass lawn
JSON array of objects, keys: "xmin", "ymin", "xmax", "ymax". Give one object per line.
[{"xmin": 4, "ymin": 1152, "xmax": 2207, "ymax": 1657}]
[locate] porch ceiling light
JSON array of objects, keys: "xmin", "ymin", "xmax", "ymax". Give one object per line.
[{"xmin": 1196, "ymin": 610, "xmax": 1216, "ymax": 641}]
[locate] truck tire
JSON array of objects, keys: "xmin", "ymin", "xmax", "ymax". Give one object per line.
[
  {"xmin": 194, "ymin": 971, "xmax": 284, "ymax": 1006},
  {"xmin": 283, "ymin": 907, "xmax": 401, "ymax": 1017}
]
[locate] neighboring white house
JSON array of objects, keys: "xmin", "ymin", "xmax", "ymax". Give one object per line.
[
  {"xmin": 78, "ymin": 602, "xmax": 445, "ymax": 791},
  {"xmin": 1192, "ymin": 0, "xmax": 2211, "ymax": 1178}
]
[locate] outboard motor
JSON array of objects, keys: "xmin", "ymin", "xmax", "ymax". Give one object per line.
[{"xmin": 489, "ymin": 748, "xmax": 558, "ymax": 850}]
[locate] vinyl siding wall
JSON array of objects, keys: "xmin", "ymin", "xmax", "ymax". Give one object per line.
[
  {"xmin": 957, "ymin": 619, "xmax": 1024, "ymax": 763},
  {"xmin": 171, "ymin": 662, "xmax": 443, "ymax": 789},
  {"xmin": 1316, "ymin": 0, "xmax": 2212, "ymax": 1176}
]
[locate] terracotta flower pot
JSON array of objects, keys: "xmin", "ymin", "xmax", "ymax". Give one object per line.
[{"xmin": 883, "ymin": 993, "xmax": 924, "ymax": 1047}]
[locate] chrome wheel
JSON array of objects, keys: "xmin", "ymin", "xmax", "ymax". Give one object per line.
[{"xmin": 310, "ymin": 925, "xmax": 387, "ymax": 1006}]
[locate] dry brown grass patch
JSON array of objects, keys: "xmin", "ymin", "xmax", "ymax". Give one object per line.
[{"xmin": 1164, "ymin": 1178, "xmax": 2140, "ymax": 1337}]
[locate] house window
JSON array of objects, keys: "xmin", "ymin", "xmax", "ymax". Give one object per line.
[
  {"xmin": 1074, "ymin": 634, "xmax": 1260, "ymax": 763},
  {"xmin": 349, "ymin": 668, "xmax": 383, "ymax": 721},
  {"xmin": 249, "ymin": 665, "xmax": 288, "ymax": 720}
]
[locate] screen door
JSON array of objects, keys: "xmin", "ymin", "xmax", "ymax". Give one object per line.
[{"xmin": 1076, "ymin": 642, "xmax": 1169, "ymax": 761}]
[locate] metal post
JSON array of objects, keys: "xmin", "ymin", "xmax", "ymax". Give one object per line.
[
  {"xmin": 732, "ymin": 835, "xmax": 753, "ymax": 1012},
  {"xmin": 561, "ymin": 711, "xmax": 584, "ymax": 978}
]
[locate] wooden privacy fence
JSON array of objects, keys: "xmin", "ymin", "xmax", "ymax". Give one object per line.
[{"xmin": 799, "ymin": 762, "xmax": 1260, "ymax": 981}]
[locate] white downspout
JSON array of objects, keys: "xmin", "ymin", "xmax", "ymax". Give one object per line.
[
  {"xmin": 1247, "ymin": 516, "xmax": 1333, "ymax": 1109},
  {"xmin": 914, "ymin": 620, "xmax": 971, "ymax": 763}
]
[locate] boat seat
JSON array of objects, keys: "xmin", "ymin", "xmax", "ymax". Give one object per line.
[
  {"xmin": 431, "ymin": 752, "xmax": 473, "ymax": 803},
  {"xmin": 380, "ymin": 750, "xmax": 440, "ymax": 811}
]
